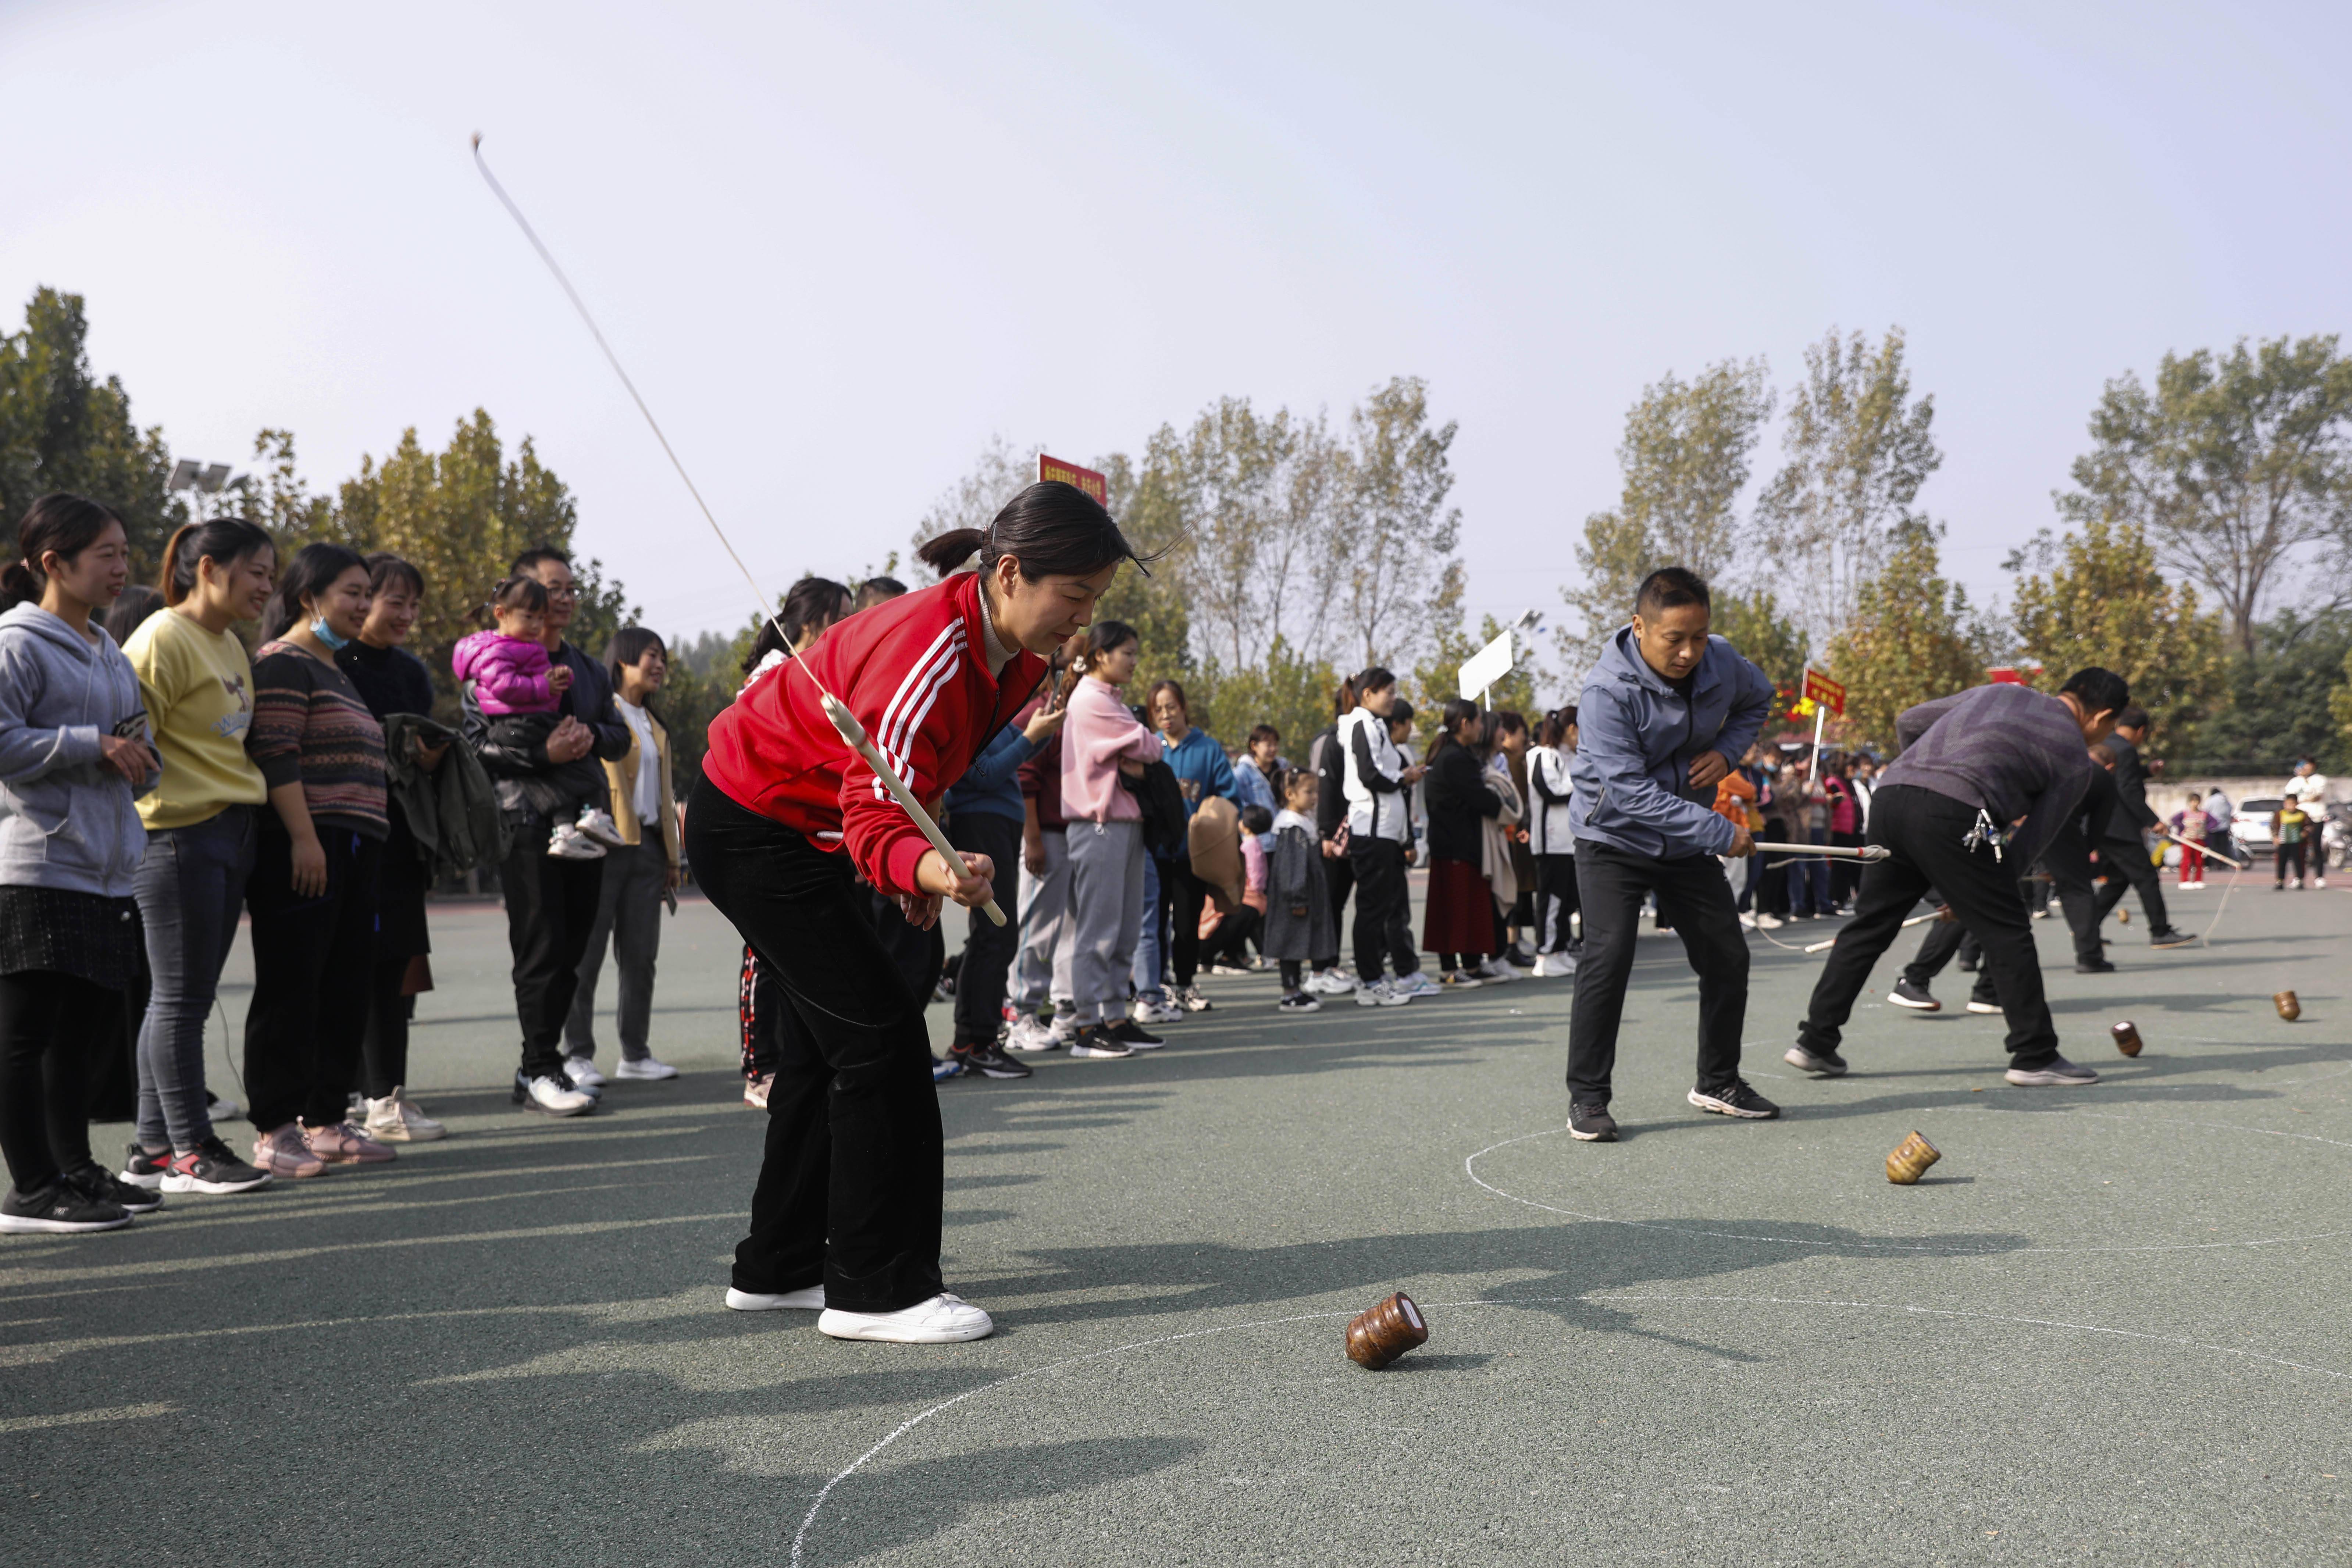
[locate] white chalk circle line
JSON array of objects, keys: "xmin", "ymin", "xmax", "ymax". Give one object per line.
[{"xmin": 790, "ymin": 1289, "xmax": 2350, "ymax": 1565}]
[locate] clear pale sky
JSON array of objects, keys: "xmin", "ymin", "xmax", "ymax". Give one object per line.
[{"xmin": 6, "ymin": 1, "xmax": 2346, "ymax": 643}]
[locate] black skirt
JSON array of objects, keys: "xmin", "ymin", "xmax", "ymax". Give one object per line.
[{"xmin": 0, "ymin": 885, "xmax": 145, "ymax": 988}]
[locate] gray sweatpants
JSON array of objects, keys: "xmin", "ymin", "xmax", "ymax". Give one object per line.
[
  {"xmin": 1065, "ymin": 819, "xmax": 1144, "ymax": 1027},
  {"xmin": 566, "ymin": 834, "xmax": 667, "ymax": 1061},
  {"xmin": 1012, "ymin": 829, "xmax": 1074, "ymax": 1009}
]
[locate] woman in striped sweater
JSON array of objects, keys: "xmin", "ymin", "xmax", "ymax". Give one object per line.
[{"xmin": 243, "ymin": 545, "xmax": 392, "ymax": 1177}]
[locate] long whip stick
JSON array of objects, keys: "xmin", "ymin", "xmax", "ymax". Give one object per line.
[
  {"xmin": 1751, "ymin": 840, "xmax": 1889, "ymax": 862},
  {"xmin": 2161, "ymin": 828, "xmax": 2246, "ymax": 871},
  {"xmin": 1802, "ymin": 909, "xmax": 1945, "ymax": 954},
  {"xmin": 470, "ymin": 134, "xmax": 1005, "ymax": 926}
]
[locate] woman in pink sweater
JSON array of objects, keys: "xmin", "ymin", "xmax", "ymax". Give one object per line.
[{"xmin": 1058, "ymin": 621, "xmax": 1162, "ymax": 1056}]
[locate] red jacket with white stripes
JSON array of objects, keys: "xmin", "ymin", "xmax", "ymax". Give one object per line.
[{"xmin": 701, "ymin": 572, "xmax": 1047, "ymax": 897}]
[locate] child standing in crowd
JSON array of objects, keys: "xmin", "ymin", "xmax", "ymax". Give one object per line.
[
  {"xmin": 1060, "ymin": 621, "xmax": 1163, "ymax": 1058},
  {"xmin": 1422, "ymin": 699, "xmax": 1503, "ymax": 988},
  {"xmin": 1263, "ymin": 770, "xmax": 1333, "ymax": 1012},
  {"xmin": 0, "ymin": 495, "xmax": 164, "ymax": 1232},
  {"xmin": 2274, "ymin": 796, "xmax": 2313, "ymax": 890},
  {"xmin": 1341, "ymin": 667, "xmax": 1428, "ymax": 1005},
  {"xmin": 121, "ymin": 517, "xmax": 278, "ymax": 1197},
  {"xmin": 2168, "ymin": 791, "xmax": 2213, "ymax": 889},
  {"xmin": 1230, "ymin": 724, "xmax": 1283, "ymax": 854},
  {"xmin": 1201, "ymin": 803, "xmax": 1273, "ymax": 973},
  {"xmin": 1527, "ymin": 706, "xmax": 1579, "ymax": 976},
  {"xmin": 453, "ymin": 576, "xmax": 622, "ymax": 861}
]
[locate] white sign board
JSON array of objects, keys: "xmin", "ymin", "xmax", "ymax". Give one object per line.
[{"xmin": 1458, "ymin": 627, "xmax": 1515, "ymax": 701}]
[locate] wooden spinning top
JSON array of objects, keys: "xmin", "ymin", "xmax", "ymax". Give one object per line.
[
  {"xmin": 1345, "ymin": 1292, "xmax": 1429, "ymax": 1369},
  {"xmin": 1885, "ymin": 1131, "xmax": 1941, "ymax": 1185},
  {"xmin": 2275, "ymin": 990, "xmax": 2301, "ymax": 1022},
  {"xmin": 2110, "ymin": 1020, "xmax": 2143, "ymax": 1058}
]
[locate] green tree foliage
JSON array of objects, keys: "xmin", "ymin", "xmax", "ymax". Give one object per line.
[
  {"xmin": 2007, "ymin": 518, "xmax": 2226, "ymax": 745},
  {"xmin": 2195, "ymin": 610, "xmax": 2351, "ymax": 769},
  {"xmin": 1711, "ymin": 588, "xmax": 1809, "ymax": 699},
  {"xmin": 1341, "ymin": 377, "xmax": 1463, "ymax": 671},
  {"xmin": 1558, "ymin": 358, "xmax": 1773, "ymax": 671},
  {"xmin": 2060, "ymin": 335, "xmax": 2352, "ymax": 657},
  {"xmin": 1757, "ymin": 326, "xmax": 1942, "ymax": 652},
  {"xmin": 1413, "ymin": 605, "xmax": 1540, "ymax": 750},
  {"xmin": 0, "ymin": 288, "xmax": 188, "ymax": 575},
  {"xmin": 1824, "ymin": 523, "xmax": 1985, "ymax": 752}
]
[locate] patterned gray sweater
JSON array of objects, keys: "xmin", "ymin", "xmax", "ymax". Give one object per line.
[{"xmin": 1880, "ymin": 683, "xmax": 2099, "ymax": 867}]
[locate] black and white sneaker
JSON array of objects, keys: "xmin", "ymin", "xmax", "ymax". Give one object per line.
[
  {"xmin": 121, "ymin": 1141, "xmax": 171, "ymax": 1191},
  {"xmin": 2005, "ymin": 1054, "xmax": 2100, "ymax": 1087},
  {"xmin": 1567, "ymin": 1102, "xmax": 1619, "ymax": 1142},
  {"xmin": 957, "ymin": 1044, "xmax": 1033, "ymax": 1080},
  {"xmin": 1966, "ymin": 997, "xmax": 2002, "ymax": 1015},
  {"xmin": 1275, "ymin": 993, "xmax": 1322, "ymax": 1013},
  {"xmin": 2148, "ymin": 928, "xmax": 2195, "ymax": 949},
  {"xmin": 1688, "ymin": 1079, "xmax": 1780, "ymax": 1119},
  {"xmin": 1782, "ymin": 1044, "xmax": 1848, "ymax": 1077},
  {"xmin": 1066, "ymin": 1026, "xmax": 1136, "ymax": 1059},
  {"xmin": 1104, "ymin": 1018, "xmax": 1165, "ymax": 1050},
  {"xmin": 67, "ymin": 1162, "xmax": 161, "ymax": 1214},
  {"xmin": 0, "ymin": 1180, "xmax": 131, "ymax": 1234},
  {"xmin": 1887, "ymin": 978, "xmax": 1941, "ymax": 1011},
  {"xmin": 2074, "ymin": 958, "xmax": 2116, "ymax": 974},
  {"xmin": 160, "ymin": 1137, "xmax": 274, "ymax": 1194}
]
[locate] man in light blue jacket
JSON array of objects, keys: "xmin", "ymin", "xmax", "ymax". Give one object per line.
[{"xmin": 1564, "ymin": 568, "xmax": 1774, "ymax": 1141}]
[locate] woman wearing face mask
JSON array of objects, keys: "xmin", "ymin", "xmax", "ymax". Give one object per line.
[
  {"xmin": 335, "ymin": 553, "xmax": 447, "ymax": 1142},
  {"xmin": 243, "ymin": 545, "xmax": 391, "ymax": 1178},
  {"xmin": 117, "ymin": 517, "xmax": 278, "ymax": 1198},
  {"xmin": 0, "ymin": 495, "xmax": 164, "ymax": 1231}
]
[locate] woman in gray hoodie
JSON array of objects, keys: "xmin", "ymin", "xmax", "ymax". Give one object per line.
[{"xmin": 0, "ymin": 494, "xmax": 164, "ymax": 1233}]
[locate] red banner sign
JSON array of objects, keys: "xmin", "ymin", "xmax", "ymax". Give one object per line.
[
  {"xmin": 1037, "ymin": 453, "xmax": 1107, "ymax": 506},
  {"xmin": 1802, "ymin": 667, "xmax": 1846, "ymax": 717}
]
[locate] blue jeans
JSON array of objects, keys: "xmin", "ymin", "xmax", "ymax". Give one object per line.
[
  {"xmin": 1789, "ymin": 828, "xmax": 1834, "ymax": 915},
  {"xmin": 133, "ymin": 805, "xmax": 259, "ymax": 1152},
  {"xmin": 1130, "ymin": 851, "xmax": 1165, "ymax": 1001}
]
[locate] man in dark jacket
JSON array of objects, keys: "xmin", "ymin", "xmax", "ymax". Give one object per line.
[
  {"xmin": 1564, "ymin": 568, "xmax": 1772, "ymax": 1141},
  {"xmin": 464, "ymin": 546, "xmax": 631, "ymax": 1115},
  {"xmin": 2089, "ymin": 708, "xmax": 2191, "ymax": 948}
]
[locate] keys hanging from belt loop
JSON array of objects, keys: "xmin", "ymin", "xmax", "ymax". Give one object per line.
[{"xmin": 1961, "ymin": 807, "xmax": 2005, "ymax": 864}]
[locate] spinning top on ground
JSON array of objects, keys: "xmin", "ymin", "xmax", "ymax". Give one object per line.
[
  {"xmin": 1885, "ymin": 1132, "xmax": 1941, "ymax": 1185},
  {"xmin": 2275, "ymin": 990, "xmax": 2301, "ymax": 1022},
  {"xmin": 2111, "ymin": 1020, "xmax": 2143, "ymax": 1058},
  {"xmin": 2118, "ymin": 905, "xmax": 2129, "ymax": 924},
  {"xmin": 1345, "ymin": 1292, "xmax": 1429, "ymax": 1369}
]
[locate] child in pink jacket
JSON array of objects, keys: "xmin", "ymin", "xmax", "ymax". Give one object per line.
[
  {"xmin": 1056, "ymin": 623, "xmax": 1162, "ymax": 1054},
  {"xmin": 452, "ymin": 576, "xmax": 616, "ymax": 857}
]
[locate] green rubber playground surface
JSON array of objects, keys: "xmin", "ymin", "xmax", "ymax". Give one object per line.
[{"xmin": 5, "ymin": 878, "xmax": 2346, "ymax": 1565}]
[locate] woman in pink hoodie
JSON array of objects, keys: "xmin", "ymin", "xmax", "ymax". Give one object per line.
[{"xmin": 1058, "ymin": 620, "xmax": 1162, "ymax": 1057}]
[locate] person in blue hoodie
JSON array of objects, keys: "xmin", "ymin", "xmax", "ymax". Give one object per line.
[
  {"xmin": 0, "ymin": 495, "xmax": 166, "ymax": 1233},
  {"xmin": 942, "ymin": 694, "xmax": 1066, "ymax": 1080},
  {"xmin": 1563, "ymin": 567, "xmax": 1774, "ymax": 1142},
  {"xmin": 1145, "ymin": 679, "xmax": 1239, "ymax": 1013}
]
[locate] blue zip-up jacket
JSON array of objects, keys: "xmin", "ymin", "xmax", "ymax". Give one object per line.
[
  {"xmin": 0, "ymin": 603, "xmax": 160, "ymax": 897},
  {"xmin": 942, "ymin": 722, "xmax": 1040, "ymax": 824},
  {"xmin": 1159, "ymin": 726, "xmax": 1238, "ymax": 861},
  {"xmin": 1568, "ymin": 625, "xmax": 1774, "ymax": 860}
]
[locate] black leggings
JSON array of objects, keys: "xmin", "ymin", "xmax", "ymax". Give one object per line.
[
  {"xmin": 2276, "ymin": 841, "xmax": 2308, "ymax": 883},
  {"xmin": 1155, "ymin": 858, "xmax": 1210, "ymax": 988},
  {"xmin": 1532, "ymin": 853, "xmax": 1579, "ymax": 951},
  {"xmin": 687, "ymin": 776, "xmax": 944, "ymax": 1314},
  {"xmin": 0, "ymin": 970, "xmax": 114, "ymax": 1193},
  {"xmin": 1317, "ymin": 847, "xmax": 1354, "ymax": 970},
  {"xmin": 245, "ymin": 820, "xmax": 381, "ymax": 1133}
]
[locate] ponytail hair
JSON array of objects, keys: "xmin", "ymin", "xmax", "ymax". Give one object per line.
[
  {"xmin": 1426, "ymin": 696, "xmax": 1480, "ymax": 763},
  {"xmin": 481, "ymin": 573, "xmax": 550, "ymax": 630},
  {"xmin": 1062, "ymin": 619, "xmax": 1138, "ymax": 698},
  {"xmin": 159, "ymin": 516, "xmax": 274, "ymax": 607},
  {"xmin": 1330, "ymin": 675, "xmax": 1358, "ymax": 720},
  {"xmin": 913, "ymin": 479, "xmax": 1154, "ymax": 584},
  {"xmin": 4, "ymin": 492, "xmax": 126, "ymax": 613},
  {"xmin": 259, "ymin": 542, "xmax": 367, "ymax": 642},
  {"xmin": 744, "ymin": 575, "xmax": 853, "ymax": 673}
]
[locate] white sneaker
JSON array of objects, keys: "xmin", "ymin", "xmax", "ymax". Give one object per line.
[
  {"xmin": 1397, "ymin": 971, "xmax": 1442, "ymax": 998},
  {"xmin": 514, "ymin": 1073, "xmax": 595, "ymax": 1117},
  {"xmin": 819, "ymin": 1292, "xmax": 993, "ymax": 1343},
  {"xmin": 1354, "ymin": 979, "xmax": 1411, "ymax": 1007},
  {"xmin": 563, "ymin": 1055, "xmax": 609, "ymax": 1089},
  {"xmin": 1130, "ymin": 996, "xmax": 1183, "ymax": 1026},
  {"xmin": 1756, "ymin": 913, "xmax": 1784, "ymax": 930},
  {"xmin": 575, "ymin": 806, "xmax": 627, "ymax": 848},
  {"xmin": 1739, "ymin": 912, "xmax": 1758, "ymax": 929},
  {"xmin": 547, "ymin": 822, "xmax": 607, "ymax": 860},
  {"xmin": 1048, "ymin": 1005, "xmax": 1079, "ymax": 1044},
  {"xmin": 612, "ymin": 1056, "xmax": 679, "ymax": 1080},
  {"xmin": 1173, "ymin": 984, "xmax": 1213, "ymax": 1013},
  {"xmin": 1305, "ymin": 969, "xmax": 1356, "ymax": 995},
  {"xmin": 361, "ymin": 1086, "xmax": 446, "ymax": 1143},
  {"xmin": 1532, "ymin": 952, "xmax": 1579, "ymax": 978},
  {"xmin": 1005, "ymin": 1016, "xmax": 1060, "ymax": 1053},
  {"xmin": 726, "ymin": 1284, "xmax": 824, "ymax": 1311},
  {"xmin": 1475, "ymin": 958, "xmax": 1515, "ymax": 982}
]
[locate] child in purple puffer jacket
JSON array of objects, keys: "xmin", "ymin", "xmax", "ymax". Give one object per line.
[{"xmin": 453, "ymin": 577, "xmax": 617, "ymax": 859}]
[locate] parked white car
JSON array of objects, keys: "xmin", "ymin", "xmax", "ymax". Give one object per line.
[{"xmin": 2231, "ymin": 797, "xmax": 2281, "ymax": 851}]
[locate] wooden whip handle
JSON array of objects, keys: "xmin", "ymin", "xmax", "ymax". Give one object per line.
[{"xmin": 820, "ymin": 694, "xmax": 1008, "ymax": 927}]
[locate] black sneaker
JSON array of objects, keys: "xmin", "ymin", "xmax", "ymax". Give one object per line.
[
  {"xmin": 1567, "ymin": 1102, "xmax": 1618, "ymax": 1142},
  {"xmin": 1688, "ymin": 1079, "xmax": 1780, "ymax": 1119},
  {"xmin": 2148, "ymin": 928, "xmax": 2196, "ymax": 949},
  {"xmin": 1966, "ymin": 997, "xmax": 2002, "ymax": 1015},
  {"xmin": 1066, "ymin": 1026, "xmax": 1136, "ymax": 1059},
  {"xmin": 161, "ymin": 1137, "xmax": 274, "ymax": 1194},
  {"xmin": 957, "ymin": 1044, "xmax": 1033, "ymax": 1080},
  {"xmin": 1956, "ymin": 956, "xmax": 1979, "ymax": 973},
  {"xmin": 121, "ymin": 1141, "xmax": 171, "ymax": 1191},
  {"xmin": 1104, "ymin": 1018, "xmax": 1165, "ymax": 1051},
  {"xmin": 1782, "ymin": 1044, "xmax": 1848, "ymax": 1077},
  {"xmin": 2074, "ymin": 958, "xmax": 2116, "ymax": 974},
  {"xmin": 0, "ymin": 1180, "xmax": 131, "ymax": 1234},
  {"xmin": 66, "ymin": 1161, "xmax": 161, "ymax": 1214},
  {"xmin": 1887, "ymin": 978, "xmax": 1941, "ymax": 1011},
  {"xmin": 2005, "ymin": 1054, "xmax": 2100, "ymax": 1087}
]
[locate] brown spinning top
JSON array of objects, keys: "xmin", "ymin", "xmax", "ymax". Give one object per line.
[
  {"xmin": 1344, "ymin": 1292, "xmax": 1429, "ymax": 1370},
  {"xmin": 2275, "ymin": 990, "xmax": 2301, "ymax": 1022},
  {"xmin": 2110, "ymin": 1020, "xmax": 2143, "ymax": 1058},
  {"xmin": 1885, "ymin": 1131, "xmax": 1941, "ymax": 1185}
]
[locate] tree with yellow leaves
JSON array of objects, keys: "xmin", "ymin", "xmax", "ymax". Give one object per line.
[
  {"xmin": 1824, "ymin": 522, "xmax": 1985, "ymax": 752},
  {"xmin": 2007, "ymin": 516, "xmax": 2225, "ymax": 744}
]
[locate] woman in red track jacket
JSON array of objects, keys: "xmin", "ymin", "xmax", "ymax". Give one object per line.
[{"xmin": 688, "ymin": 480, "xmax": 1141, "ymax": 1344}]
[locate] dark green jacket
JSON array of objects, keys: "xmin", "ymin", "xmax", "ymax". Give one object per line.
[{"xmin": 385, "ymin": 713, "xmax": 509, "ymax": 880}]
